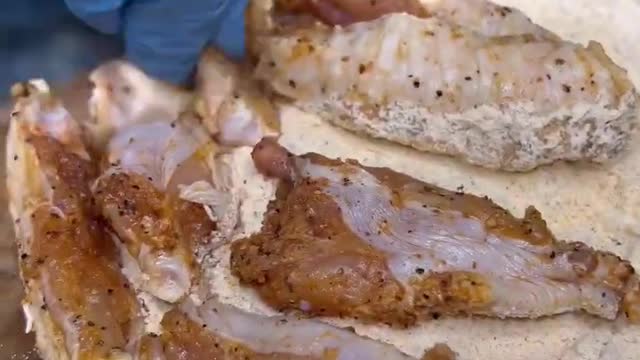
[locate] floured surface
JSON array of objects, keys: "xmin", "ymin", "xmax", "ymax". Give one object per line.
[{"xmin": 209, "ymin": 1, "xmax": 640, "ymax": 359}]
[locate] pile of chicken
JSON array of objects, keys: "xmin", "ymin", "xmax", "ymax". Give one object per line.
[
  {"xmin": 6, "ymin": 2, "xmax": 640, "ymax": 360},
  {"xmin": 6, "ymin": 53, "xmax": 455, "ymax": 359}
]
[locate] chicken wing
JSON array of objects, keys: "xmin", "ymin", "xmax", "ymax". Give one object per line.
[
  {"xmin": 6, "ymin": 81, "xmax": 140, "ymax": 360},
  {"xmin": 231, "ymin": 138, "xmax": 640, "ymax": 326}
]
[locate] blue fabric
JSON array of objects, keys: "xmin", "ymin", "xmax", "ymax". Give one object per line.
[
  {"xmin": 0, "ymin": 1, "xmax": 70, "ymax": 30},
  {"xmin": 0, "ymin": 1, "xmax": 123, "ymax": 98},
  {"xmin": 65, "ymin": 0, "xmax": 249, "ymax": 85},
  {"xmin": 210, "ymin": 0, "xmax": 248, "ymax": 61},
  {"xmin": 64, "ymin": 0, "xmax": 126, "ymax": 34}
]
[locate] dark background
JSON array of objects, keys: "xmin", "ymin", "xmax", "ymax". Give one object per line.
[{"xmin": 0, "ymin": 0, "xmax": 122, "ymax": 101}]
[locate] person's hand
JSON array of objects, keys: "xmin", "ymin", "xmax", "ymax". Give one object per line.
[
  {"xmin": 279, "ymin": 0, "xmax": 426, "ymax": 26},
  {"xmin": 64, "ymin": 0, "xmax": 249, "ymax": 86}
]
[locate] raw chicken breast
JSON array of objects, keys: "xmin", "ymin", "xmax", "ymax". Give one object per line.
[{"xmin": 248, "ymin": 0, "xmax": 638, "ymax": 171}]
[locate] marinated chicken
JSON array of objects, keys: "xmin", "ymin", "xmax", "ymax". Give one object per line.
[
  {"xmin": 93, "ymin": 120, "xmax": 220, "ymax": 303},
  {"xmin": 6, "ymin": 81, "xmax": 140, "ymax": 360},
  {"xmin": 7, "ymin": 79, "xmax": 456, "ymax": 360},
  {"xmin": 231, "ymin": 139, "xmax": 640, "ymax": 326},
  {"xmin": 248, "ymin": 0, "xmax": 638, "ymax": 171},
  {"xmin": 150, "ymin": 299, "xmax": 451, "ymax": 360}
]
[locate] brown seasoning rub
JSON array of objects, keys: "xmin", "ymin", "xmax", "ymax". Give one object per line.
[
  {"xmin": 231, "ymin": 170, "xmax": 498, "ymax": 325},
  {"xmin": 232, "ymin": 177, "xmax": 415, "ymax": 325},
  {"xmin": 25, "ymin": 135, "xmax": 139, "ymax": 359},
  {"xmin": 93, "ymin": 172, "xmax": 216, "ymax": 259}
]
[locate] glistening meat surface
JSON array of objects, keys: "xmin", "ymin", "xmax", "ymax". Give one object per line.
[
  {"xmin": 231, "ymin": 139, "xmax": 640, "ymax": 326},
  {"xmin": 6, "ymin": 82, "xmax": 140, "ymax": 360}
]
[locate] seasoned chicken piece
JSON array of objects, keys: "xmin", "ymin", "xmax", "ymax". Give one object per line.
[
  {"xmin": 152, "ymin": 299, "xmax": 451, "ymax": 360},
  {"xmin": 6, "ymin": 81, "xmax": 140, "ymax": 360},
  {"xmin": 248, "ymin": 0, "xmax": 638, "ymax": 171},
  {"xmin": 93, "ymin": 120, "xmax": 220, "ymax": 303},
  {"xmin": 196, "ymin": 49, "xmax": 281, "ymax": 147},
  {"xmin": 86, "ymin": 59, "xmax": 273, "ymax": 295},
  {"xmin": 231, "ymin": 139, "xmax": 640, "ymax": 326}
]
